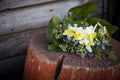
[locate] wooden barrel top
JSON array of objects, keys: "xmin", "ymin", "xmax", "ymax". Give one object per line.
[{"xmin": 23, "ymin": 32, "xmax": 120, "ymax": 80}]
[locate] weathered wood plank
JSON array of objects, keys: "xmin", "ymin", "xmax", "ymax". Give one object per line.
[
  {"xmin": 0, "ymin": 0, "xmax": 56, "ymax": 11},
  {"xmin": 90, "ymin": 0, "xmax": 102, "ymax": 18},
  {"xmin": 0, "ymin": 0, "xmax": 85, "ymax": 36},
  {"xmin": 0, "ymin": 28, "xmax": 45, "ymax": 60}
]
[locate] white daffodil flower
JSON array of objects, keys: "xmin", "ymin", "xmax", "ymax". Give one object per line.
[
  {"xmin": 63, "ymin": 26, "xmax": 74, "ymax": 37},
  {"xmin": 73, "ymin": 27, "xmax": 84, "ymax": 40},
  {"xmin": 84, "ymin": 39, "xmax": 93, "ymax": 52},
  {"xmin": 83, "ymin": 25, "xmax": 97, "ymax": 52},
  {"xmin": 73, "ymin": 32, "xmax": 83, "ymax": 40}
]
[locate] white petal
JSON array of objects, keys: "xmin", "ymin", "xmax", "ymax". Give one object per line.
[
  {"xmin": 63, "ymin": 31, "xmax": 67, "ymax": 35},
  {"xmin": 97, "ymin": 22, "xmax": 103, "ymax": 27},
  {"xmin": 93, "ymin": 24, "xmax": 97, "ymax": 31},
  {"xmin": 79, "ymin": 40, "xmax": 84, "ymax": 44},
  {"xmin": 86, "ymin": 46, "xmax": 92, "ymax": 52},
  {"xmin": 74, "ymin": 24, "xmax": 78, "ymax": 27}
]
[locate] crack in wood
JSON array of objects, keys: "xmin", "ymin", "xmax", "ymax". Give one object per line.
[{"xmin": 54, "ymin": 55, "xmax": 64, "ymax": 80}]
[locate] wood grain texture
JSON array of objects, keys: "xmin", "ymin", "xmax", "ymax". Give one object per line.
[
  {"xmin": 23, "ymin": 32, "xmax": 120, "ymax": 80},
  {"xmin": 0, "ymin": 28, "xmax": 45, "ymax": 60},
  {"xmin": 0, "ymin": 0, "xmax": 83, "ymax": 36},
  {"xmin": 90, "ymin": 0, "xmax": 103, "ymax": 18},
  {"xmin": 0, "ymin": 0, "xmax": 56, "ymax": 11}
]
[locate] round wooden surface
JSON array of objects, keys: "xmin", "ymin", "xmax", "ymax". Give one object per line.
[{"xmin": 23, "ymin": 32, "xmax": 120, "ymax": 80}]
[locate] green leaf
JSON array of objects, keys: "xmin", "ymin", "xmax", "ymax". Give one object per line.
[
  {"xmin": 52, "ymin": 15, "xmax": 62, "ymax": 26},
  {"xmin": 68, "ymin": 2, "xmax": 96, "ymax": 20},
  {"xmin": 46, "ymin": 16, "xmax": 62, "ymax": 43},
  {"xmin": 87, "ymin": 17, "xmax": 118, "ymax": 36},
  {"xmin": 45, "ymin": 18, "xmax": 55, "ymax": 43},
  {"xmin": 48, "ymin": 44, "xmax": 58, "ymax": 51}
]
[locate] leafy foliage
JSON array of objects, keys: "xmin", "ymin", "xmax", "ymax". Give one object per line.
[
  {"xmin": 46, "ymin": 16, "xmax": 62, "ymax": 43},
  {"xmin": 87, "ymin": 17, "xmax": 118, "ymax": 36},
  {"xmin": 45, "ymin": 2, "xmax": 118, "ymax": 60},
  {"xmin": 48, "ymin": 44, "xmax": 59, "ymax": 51},
  {"xmin": 68, "ymin": 2, "xmax": 96, "ymax": 20}
]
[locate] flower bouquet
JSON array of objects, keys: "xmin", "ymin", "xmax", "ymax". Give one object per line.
[{"xmin": 45, "ymin": 2, "xmax": 118, "ymax": 60}]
